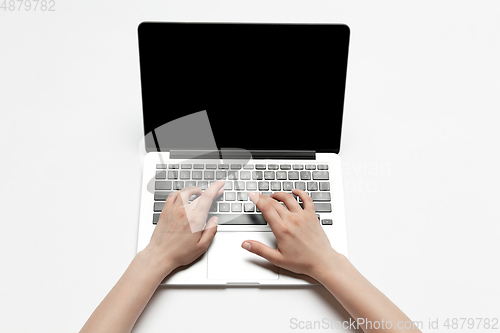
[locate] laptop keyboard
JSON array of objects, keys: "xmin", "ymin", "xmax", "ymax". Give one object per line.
[{"xmin": 153, "ymin": 163, "xmax": 333, "ymax": 226}]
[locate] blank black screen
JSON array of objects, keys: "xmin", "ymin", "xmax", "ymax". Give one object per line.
[{"xmin": 138, "ymin": 22, "xmax": 350, "ymax": 153}]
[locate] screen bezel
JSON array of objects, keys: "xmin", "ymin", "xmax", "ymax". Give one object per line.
[{"xmin": 138, "ymin": 22, "xmax": 350, "ymax": 154}]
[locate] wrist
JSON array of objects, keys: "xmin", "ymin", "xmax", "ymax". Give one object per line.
[
  {"xmin": 134, "ymin": 248, "xmax": 176, "ymax": 284},
  {"xmin": 310, "ymin": 250, "xmax": 350, "ymax": 284}
]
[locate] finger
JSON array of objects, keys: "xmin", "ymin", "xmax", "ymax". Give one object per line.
[
  {"xmin": 190, "ymin": 184, "xmax": 223, "ymax": 209},
  {"xmin": 252, "ymin": 191, "xmax": 289, "ymax": 218},
  {"xmin": 196, "ymin": 180, "xmax": 225, "ymax": 211},
  {"xmin": 163, "ymin": 191, "xmax": 178, "ymax": 210},
  {"xmin": 248, "ymin": 192, "xmax": 283, "ymax": 228},
  {"xmin": 198, "ymin": 216, "xmax": 219, "ymax": 249},
  {"xmin": 270, "ymin": 191, "xmax": 302, "ymax": 213},
  {"xmin": 292, "ymin": 189, "xmax": 315, "ymax": 213},
  {"xmin": 155, "ymin": 192, "xmax": 178, "ymax": 232},
  {"xmin": 176, "ymin": 186, "xmax": 203, "ymax": 206},
  {"xmin": 215, "ymin": 186, "xmax": 224, "ymax": 199},
  {"xmin": 241, "ymin": 240, "xmax": 282, "ymax": 265}
]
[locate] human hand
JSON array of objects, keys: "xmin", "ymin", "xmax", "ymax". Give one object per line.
[
  {"xmin": 242, "ymin": 189, "xmax": 340, "ymax": 280},
  {"xmin": 142, "ymin": 180, "xmax": 224, "ymax": 279}
]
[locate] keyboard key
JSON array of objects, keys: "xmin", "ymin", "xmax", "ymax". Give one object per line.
[
  {"xmin": 255, "ymin": 164, "xmax": 266, "ymax": 170},
  {"xmin": 288, "ymin": 171, "xmax": 299, "ymax": 180},
  {"xmin": 153, "ymin": 202, "xmax": 165, "ymax": 212},
  {"xmin": 192, "ymin": 170, "xmax": 203, "ymax": 180},
  {"xmin": 204, "ymin": 171, "xmax": 215, "ymax": 180},
  {"xmin": 223, "ymin": 181, "xmax": 233, "ymax": 190},
  {"xmin": 189, "ymin": 194, "xmax": 200, "ymax": 201},
  {"xmin": 264, "ymin": 171, "xmax": 275, "ymax": 180},
  {"xmin": 317, "ymin": 164, "xmax": 328, "ymax": 170},
  {"xmin": 209, "ymin": 202, "xmax": 217, "ymax": 212},
  {"xmin": 246, "ymin": 181, "xmax": 257, "ymax": 191},
  {"xmin": 154, "ymin": 191, "xmax": 173, "ymax": 201},
  {"xmin": 197, "ymin": 181, "xmax": 208, "ymax": 190},
  {"xmin": 300, "ymin": 171, "xmax": 311, "ymax": 180},
  {"xmin": 261, "ymin": 192, "xmax": 272, "ymax": 196},
  {"xmin": 311, "ymin": 192, "xmax": 331, "ymax": 201},
  {"xmin": 243, "ymin": 164, "xmax": 254, "ymax": 170},
  {"xmin": 319, "ymin": 182, "xmax": 330, "ymax": 191},
  {"xmin": 180, "ymin": 171, "xmax": 191, "ymax": 179},
  {"xmin": 228, "ymin": 171, "xmax": 238, "ymax": 180},
  {"xmin": 293, "ymin": 164, "xmax": 304, "ymax": 170},
  {"xmin": 216, "ymin": 171, "xmax": 227, "ymax": 180},
  {"xmin": 244, "ymin": 203, "xmax": 255, "ymax": 212},
  {"xmin": 283, "ymin": 181, "xmax": 294, "ymax": 191},
  {"xmin": 156, "ymin": 164, "xmax": 167, "ymax": 169},
  {"xmin": 225, "ymin": 192, "xmax": 236, "ymax": 201},
  {"xmin": 294, "ymin": 182, "xmax": 306, "ymax": 190},
  {"xmin": 153, "ymin": 213, "xmax": 160, "ymax": 224},
  {"xmin": 230, "ymin": 164, "xmax": 242, "ymax": 170},
  {"xmin": 181, "ymin": 164, "xmax": 192, "ymax": 169},
  {"xmin": 270, "ymin": 181, "xmax": 281, "ymax": 191},
  {"xmin": 252, "ymin": 171, "xmax": 263, "ymax": 180},
  {"xmin": 173, "ymin": 181, "xmax": 184, "ymax": 190},
  {"xmin": 169, "ymin": 164, "xmax": 179, "ymax": 169},
  {"xmin": 268, "ymin": 164, "xmax": 279, "ymax": 170},
  {"xmin": 218, "ymin": 164, "xmax": 229, "ymax": 169},
  {"xmin": 206, "ymin": 164, "xmax": 217, "ymax": 169},
  {"xmin": 167, "ymin": 171, "xmax": 178, "ymax": 179},
  {"xmin": 155, "ymin": 170, "xmax": 166, "ymax": 179},
  {"xmin": 280, "ymin": 164, "xmax": 291, "ymax": 170},
  {"xmin": 305, "ymin": 164, "xmax": 316, "ymax": 170},
  {"xmin": 155, "ymin": 181, "xmax": 172, "ymax": 190},
  {"xmin": 312, "ymin": 171, "xmax": 329, "ymax": 180},
  {"xmin": 240, "ymin": 171, "xmax": 251, "ymax": 180},
  {"xmin": 321, "ymin": 219, "xmax": 333, "ymax": 225},
  {"xmin": 219, "ymin": 203, "xmax": 230, "ymax": 212},
  {"xmin": 258, "ymin": 181, "xmax": 269, "ymax": 191},
  {"xmin": 314, "ymin": 203, "xmax": 332, "ymax": 212},
  {"xmin": 231, "ymin": 203, "xmax": 242, "ymax": 212},
  {"xmin": 276, "ymin": 171, "xmax": 287, "ymax": 180},
  {"xmin": 193, "ymin": 164, "xmax": 204, "ymax": 169},
  {"xmin": 237, "ymin": 192, "xmax": 248, "ymax": 201},
  {"xmin": 234, "ymin": 181, "xmax": 245, "ymax": 190},
  {"xmin": 307, "ymin": 182, "xmax": 318, "ymax": 191},
  {"xmin": 186, "ymin": 181, "xmax": 197, "ymax": 187},
  {"xmin": 207, "ymin": 214, "xmax": 267, "ymax": 225}
]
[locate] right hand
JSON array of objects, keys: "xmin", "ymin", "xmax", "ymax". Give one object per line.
[{"xmin": 242, "ymin": 189, "xmax": 342, "ymax": 280}]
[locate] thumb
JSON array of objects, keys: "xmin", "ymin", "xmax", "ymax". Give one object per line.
[
  {"xmin": 198, "ymin": 216, "xmax": 218, "ymax": 249},
  {"xmin": 241, "ymin": 240, "xmax": 281, "ymax": 264}
]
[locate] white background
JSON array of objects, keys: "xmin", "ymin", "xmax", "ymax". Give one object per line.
[{"xmin": 1, "ymin": 1, "xmax": 499, "ymax": 332}]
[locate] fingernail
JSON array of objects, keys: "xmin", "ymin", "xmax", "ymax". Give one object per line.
[
  {"xmin": 214, "ymin": 216, "xmax": 219, "ymax": 225},
  {"xmin": 248, "ymin": 191, "xmax": 258, "ymax": 204},
  {"xmin": 242, "ymin": 242, "xmax": 251, "ymax": 251}
]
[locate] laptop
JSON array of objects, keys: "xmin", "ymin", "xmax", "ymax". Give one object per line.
[{"xmin": 136, "ymin": 22, "xmax": 350, "ymax": 285}]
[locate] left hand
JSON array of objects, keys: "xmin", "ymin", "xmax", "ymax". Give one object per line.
[{"xmin": 142, "ymin": 180, "xmax": 224, "ymax": 279}]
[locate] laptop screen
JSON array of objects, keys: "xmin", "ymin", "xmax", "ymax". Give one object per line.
[{"xmin": 138, "ymin": 22, "xmax": 350, "ymax": 154}]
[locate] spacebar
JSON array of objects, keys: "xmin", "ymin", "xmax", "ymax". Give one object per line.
[{"xmin": 208, "ymin": 214, "xmax": 267, "ymax": 225}]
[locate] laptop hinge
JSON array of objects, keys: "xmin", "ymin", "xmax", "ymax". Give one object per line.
[
  {"xmin": 244, "ymin": 150, "xmax": 316, "ymax": 160},
  {"xmin": 170, "ymin": 150, "xmax": 316, "ymax": 160}
]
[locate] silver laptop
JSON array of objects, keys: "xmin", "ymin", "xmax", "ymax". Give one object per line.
[{"xmin": 136, "ymin": 22, "xmax": 350, "ymax": 285}]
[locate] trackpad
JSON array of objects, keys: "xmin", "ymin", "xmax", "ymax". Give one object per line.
[{"xmin": 207, "ymin": 232, "xmax": 279, "ymax": 281}]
